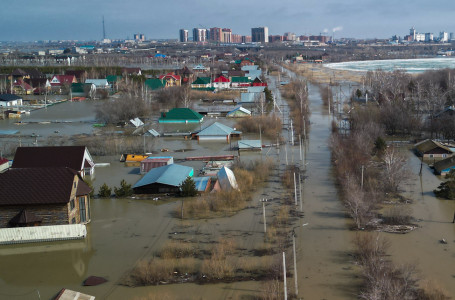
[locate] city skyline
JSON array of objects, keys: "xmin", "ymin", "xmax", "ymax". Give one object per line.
[{"xmin": 1, "ymin": 0, "xmax": 455, "ymax": 41}]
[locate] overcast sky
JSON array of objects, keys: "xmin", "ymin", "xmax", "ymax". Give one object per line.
[{"xmin": 1, "ymin": 0, "xmax": 454, "ymax": 41}]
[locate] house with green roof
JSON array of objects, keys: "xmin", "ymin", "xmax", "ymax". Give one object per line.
[
  {"xmin": 159, "ymin": 108, "xmax": 204, "ymax": 123},
  {"xmin": 145, "ymin": 78, "xmax": 165, "ymax": 91},
  {"xmin": 191, "ymin": 77, "xmax": 212, "ymax": 90},
  {"xmin": 106, "ymin": 75, "xmax": 122, "ymax": 84},
  {"xmin": 231, "ymin": 76, "xmax": 251, "ymax": 88}
]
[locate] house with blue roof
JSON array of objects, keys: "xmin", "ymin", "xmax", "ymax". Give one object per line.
[
  {"xmin": 133, "ymin": 164, "xmax": 194, "ymax": 194},
  {"xmin": 196, "ymin": 122, "xmax": 241, "ymax": 143}
]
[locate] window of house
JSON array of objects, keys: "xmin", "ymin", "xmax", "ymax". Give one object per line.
[
  {"xmin": 71, "ymin": 217, "xmax": 76, "ymax": 224},
  {"xmin": 73, "ymin": 182, "xmax": 77, "ymax": 188},
  {"xmin": 79, "ymin": 198, "xmax": 86, "ymax": 223},
  {"xmin": 70, "ymin": 199, "xmax": 75, "ymax": 210},
  {"xmin": 429, "ymin": 154, "xmax": 434, "ymax": 158}
]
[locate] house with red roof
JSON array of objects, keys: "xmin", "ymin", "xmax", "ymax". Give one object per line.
[
  {"xmin": 12, "ymin": 80, "xmax": 33, "ymax": 95},
  {"xmin": 159, "ymin": 73, "xmax": 181, "ymax": 87},
  {"xmin": 50, "ymin": 75, "xmax": 77, "ymax": 87},
  {"xmin": 213, "ymin": 75, "xmax": 230, "ymax": 90}
]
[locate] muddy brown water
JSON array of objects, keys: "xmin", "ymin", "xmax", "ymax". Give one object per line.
[{"xmin": 0, "ymin": 73, "xmax": 454, "ymax": 299}]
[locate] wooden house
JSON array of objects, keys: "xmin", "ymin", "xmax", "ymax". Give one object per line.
[
  {"xmin": 12, "ymin": 146, "xmax": 95, "ymax": 177},
  {"xmin": 414, "ymin": 139, "xmax": 454, "ymax": 159},
  {"xmin": 0, "ymin": 167, "xmax": 92, "ymax": 228},
  {"xmin": 159, "ymin": 73, "xmax": 181, "ymax": 87}
]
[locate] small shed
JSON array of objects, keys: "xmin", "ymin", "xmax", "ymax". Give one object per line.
[
  {"xmin": 238, "ymin": 140, "xmax": 262, "ymax": 151},
  {"xmin": 133, "ymin": 164, "xmax": 194, "ymax": 194},
  {"xmin": 434, "ymin": 156, "xmax": 455, "ymax": 176},
  {"xmin": 140, "ymin": 156, "xmax": 174, "ymax": 174},
  {"xmin": 159, "ymin": 108, "xmax": 204, "ymax": 123},
  {"xmin": 227, "ymin": 106, "xmax": 251, "ymax": 118},
  {"xmin": 196, "ymin": 122, "xmax": 241, "ymax": 142},
  {"xmin": 193, "ymin": 176, "xmax": 212, "ymax": 192}
]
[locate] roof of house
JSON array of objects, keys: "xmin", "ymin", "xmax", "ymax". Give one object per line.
[
  {"xmin": 217, "ymin": 166, "xmax": 239, "ymax": 190},
  {"xmin": 106, "ymin": 75, "xmax": 122, "ymax": 83},
  {"xmin": 231, "ymin": 76, "xmax": 251, "ymax": 83},
  {"xmin": 85, "ymin": 79, "xmax": 109, "ymax": 86},
  {"xmin": 160, "ymin": 108, "xmax": 203, "ymax": 121},
  {"xmin": 52, "ymin": 75, "xmax": 76, "ymax": 85},
  {"xmin": 12, "ymin": 146, "xmax": 92, "ymax": 170},
  {"xmin": 122, "ymin": 67, "xmax": 141, "ymax": 74},
  {"xmin": 0, "ymin": 167, "xmax": 90, "ymax": 206},
  {"xmin": 176, "ymin": 66, "xmax": 193, "ymax": 76},
  {"xmin": 13, "ymin": 80, "xmax": 33, "ymax": 90},
  {"xmin": 227, "ymin": 70, "xmax": 246, "ymax": 77},
  {"xmin": 193, "ymin": 176, "xmax": 211, "ymax": 192},
  {"xmin": 247, "ymin": 86, "xmax": 265, "ymax": 93},
  {"xmin": 159, "ymin": 73, "xmax": 181, "ymax": 81},
  {"xmin": 25, "ymin": 78, "xmax": 49, "ymax": 88},
  {"xmin": 133, "ymin": 164, "xmax": 193, "ymax": 189},
  {"xmin": 434, "ymin": 155, "xmax": 455, "ymax": 173},
  {"xmin": 145, "ymin": 78, "xmax": 165, "ymax": 90},
  {"xmin": 213, "ymin": 75, "xmax": 230, "ymax": 83},
  {"xmin": 11, "ymin": 68, "xmax": 28, "ymax": 77},
  {"xmin": 0, "ymin": 157, "xmax": 8, "ymax": 165},
  {"xmin": 197, "ymin": 122, "xmax": 241, "ymax": 136},
  {"xmin": 434, "ymin": 106, "xmax": 455, "ymax": 118},
  {"xmin": 240, "ymin": 92, "xmax": 258, "ymax": 103},
  {"xmin": 192, "ymin": 77, "xmax": 211, "ymax": 85},
  {"xmin": 414, "ymin": 139, "xmax": 452, "ymax": 154},
  {"xmin": 238, "ymin": 140, "xmax": 262, "ymax": 149},
  {"xmin": 71, "ymin": 83, "xmax": 85, "ymax": 93},
  {"xmin": 0, "ymin": 94, "xmax": 22, "ymax": 102},
  {"xmin": 193, "ymin": 64, "xmax": 207, "ymax": 70}
]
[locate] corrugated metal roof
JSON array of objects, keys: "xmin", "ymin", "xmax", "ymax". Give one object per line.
[
  {"xmin": 134, "ymin": 164, "xmax": 193, "ymax": 188},
  {"xmin": 238, "ymin": 140, "xmax": 262, "ymax": 149},
  {"xmin": 434, "ymin": 155, "xmax": 455, "ymax": 173},
  {"xmin": 240, "ymin": 92, "xmax": 258, "ymax": 103},
  {"xmin": 85, "ymin": 79, "xmax": 109, "ymax": 86},
  {"xmin": 159, "ymin": 108, "xmax": 204, "ymax": 122},
  {"xmin": 227, "ymin": 106, "xmax": 251, "ymax": 116},
  {"xmin": 0, "ymin": 224, "xmax": 87, "ymax": 245},
  {"xmin": 197, "ymin": 122, "xmax": 237, "ymax": 136},
  {"xmin": 248, "ymin": 86, "xmax": 265, "ymax": 93},
  {"xmin": 193, "ymin": 176, "xmax": 211, "ymax": 191},
  {"xmin": 217, "ymin": 166, "xmax": 239, "ymax": 190}
]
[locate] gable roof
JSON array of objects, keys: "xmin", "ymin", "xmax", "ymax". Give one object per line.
[
  {"xmin": 159, "ymin": 108, "xmax": 203, "ymax": 121},
  {"xmin": 0, "ymin": 94, "xmax": 22, "ymax": 102},
  {"xmin": 227, "ymin": 106, "xmax": 251, "ymax": 116},
  {"xmin": 12, "ymin": 146, "xmax": 93, "ymax": 171},
  {"xmin": 51, "ymin": 75, "xmax": 76, "ymax": 85},
  {"xmin": 213, "ymin": 75, "xmax": 230, "ymax": 83},
  {"xmin": 85, "ymin": 79, "xmax": 109, "ymax": 86},
  {"xmin": 434, "ymin": 155, "xmax": 455, "ymax": 173},
  {"xmin": 133, "ymin": 164, "xmax": 193, "ymax": 189},
  {"xmin": 159, "ymin": 73, "xmax": 181, "ymax": 81},
  {"xmin": 192, "ymin": 77, "xmax": 211, "ymax": 85},
  {"xmin": 414, "ymin": 139, "xmax": 452, "ymax": 154},
  {"xmin": 0, "ymin": 167, "xmax": 88, "ymax": 206},
  {"xmin": 145, "ymin": 78, "xmax": 165, "ymax": 90},
  {"xmin": 197, "ymin": 122, "xmax": 240, "ymax": 136},
  {"xmin": 231, "ymin": 76, "xmax": 251, "ymax": 83},
  {"xmin": 238, "ymin": 140, "xmax": 262, "ymax": 149},
  {"xmin": 106, "ymin": 75, "xmax": 122, "ymax": 83}
]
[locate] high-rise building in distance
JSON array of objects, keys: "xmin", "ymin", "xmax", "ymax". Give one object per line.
[
  {"xmin": 179, "ymin": 29, "xmax": 189, "ymax": 42},
  {"xmin": 209, "ymin": 27, "xmax": 223, "ymax": 42},
  {"xmin": 134, "ymin": 34, "xmax": 145, "ymax": 42},
  {"xmin": 193, "ymin": 28, "xmax": 207, "ymax": 42},
  {"xmin": 251, "ymin": 27, "xmax": 269, "ymax": 43}
]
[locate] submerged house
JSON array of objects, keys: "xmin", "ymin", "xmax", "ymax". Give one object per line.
[
  {"xmin": 196, "ymin": 122, "xmax": 241, "ymax": 142},
  {"xmin": 159, "ymin": 108, "xmax": 204, "ymax": 123},
  {"xmin": 12, "ymin": 146, "xmax": 95, "ymax": 177},
  {"xmin": 0, "ymin": 94, "xmax": 23, "ymax": 107},
  {"xmin": 414, "ymin": 139, "xmax": 453, "ymax": 159},
  {"xmin": 226, "ymin": 106, "xmax": 251, "ymax": 118},
  {"xmin": 133, "ymin": 164, "xmax": 194, "ymax": 194},
  {"xmin": 0, "ymin": 167, "xmax": 92, "ymax": 228},
  {"xmin": 238, "ymin": 140, "xmax": 262, "ymax": 151},
  {"xmin": 434, "ymin": 156, "xmax": 455, "ymax": 176}
]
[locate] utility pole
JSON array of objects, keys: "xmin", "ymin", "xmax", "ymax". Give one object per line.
[
  {"xmin": 361, "ymin": 165, "xmax": 364, "ymax": 190},
  {"xmin": 293, "ymin": 233, "xmax": 298, "ymax": 296},
  {"xmin": 294, "ymin": 172, "xmax": 297, "ymax": 206},
  {"xmin": 260, "ymin": 198, "xmax": 267, "ymax": 234},
  {"xmin": 283, "ymin": 252, "xmax": 287, "ymax": 300},
  {"xmin": 299, "ymin": 173, "xmax": 302, "ymax": 212}
]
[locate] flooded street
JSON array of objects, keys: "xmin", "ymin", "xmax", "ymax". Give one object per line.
[{"xmin": 1, "ymin": 70, "xmax": 454, "ymax": 300}]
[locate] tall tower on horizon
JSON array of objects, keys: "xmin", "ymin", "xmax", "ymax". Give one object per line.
[{"xmin": 102, "ymin": 16, "xmax": 106, "ymax": 40}]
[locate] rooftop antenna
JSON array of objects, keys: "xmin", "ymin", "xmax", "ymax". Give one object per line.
[{"xmin": 102, "ymin": 16, "xmax": 106, "ymax": 40}]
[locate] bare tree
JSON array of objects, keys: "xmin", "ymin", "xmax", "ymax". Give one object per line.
[{"xmin": 381, "ymin": 147, "xmax": 408, "ymax": 193}]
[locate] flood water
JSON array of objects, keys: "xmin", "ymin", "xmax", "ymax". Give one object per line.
[{"xmin": 1, "ymin": 70, "xmax": 454, "ymax": 300}]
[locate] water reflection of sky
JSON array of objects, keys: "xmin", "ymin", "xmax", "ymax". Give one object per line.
[{"xmin": 325, "ymin": 57, "xmax": 455, "ymax": 73}]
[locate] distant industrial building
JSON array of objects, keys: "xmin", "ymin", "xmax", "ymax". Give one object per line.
[
  {"xmin": 179, "ymin": 29, "xmax": 189, "ymax": 42},
  {"xmin": 252, "ymin": 27, "xmax": 269, "ymax": 43}
]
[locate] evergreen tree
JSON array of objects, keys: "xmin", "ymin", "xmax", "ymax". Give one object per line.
[{"xmin": 180, "ymin": 176, "xmax": 198, "ymax": 197}]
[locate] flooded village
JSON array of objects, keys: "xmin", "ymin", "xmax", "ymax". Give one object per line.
[{"xmin": 1, "ymin": 41, "xmax": 455, "ymax": 300}]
